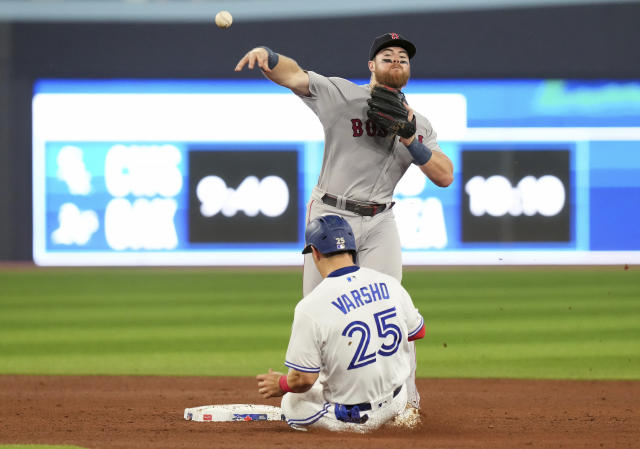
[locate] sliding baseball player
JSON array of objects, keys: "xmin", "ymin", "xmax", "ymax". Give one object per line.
[{"xmin": 256, "ymin": 215, "xmax": 425, "ymax": 431}]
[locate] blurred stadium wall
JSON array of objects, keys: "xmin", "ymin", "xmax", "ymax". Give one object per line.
[{"xmin": 1, "ymin": 1, "xmax": 639, "ymax": 261}]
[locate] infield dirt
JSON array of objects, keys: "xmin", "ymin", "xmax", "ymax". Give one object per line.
[{"xmin": 0, "ymin": 375, "xmax": 638, "ymax": 449}]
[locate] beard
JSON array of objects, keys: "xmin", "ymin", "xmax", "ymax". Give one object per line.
[{"xmin": 374, "ymin": 65, "xmax": 410, "ymax": 89}]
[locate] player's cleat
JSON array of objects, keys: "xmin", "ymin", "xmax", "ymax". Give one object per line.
[{"xmin": 390, "ymin": 404, "xmax": 421, "ymax": 429}]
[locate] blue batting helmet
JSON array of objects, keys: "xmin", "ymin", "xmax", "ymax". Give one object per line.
[{"xmin": 302, "ymin": 215, "xmax": 357, "ymax": 255}]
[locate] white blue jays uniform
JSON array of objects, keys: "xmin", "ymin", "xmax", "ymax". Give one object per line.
[{"xmin": 281, "ymin": 265, "xmax": 425, "ymax": 431}]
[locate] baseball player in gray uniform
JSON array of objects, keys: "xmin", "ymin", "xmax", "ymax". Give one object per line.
[
  {"xmin": 236, "ymin": 32, "xmax": 453, "ymax": 415},
  {"xmin": 256, "ymin": 215, "xmax": 426, "ymax": 432}
]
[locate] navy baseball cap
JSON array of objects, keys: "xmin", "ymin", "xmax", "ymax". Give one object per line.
[
  {"xmin": 302, "ymin": 215, "xmax": 357, "ymax": 255},
  {"xmin": 369, "ymin": 32, "xmax": 417, "ymax": 61}
]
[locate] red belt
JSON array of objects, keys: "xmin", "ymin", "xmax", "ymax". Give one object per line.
[{"xmin": 321, "ymin": 194, "xmax": 393, "ymax": 217}]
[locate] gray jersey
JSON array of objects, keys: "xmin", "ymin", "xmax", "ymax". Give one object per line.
[
  {"xmin": 299, "ymin": 71, "xmax": 438, "ymax": 410},
  {"xmin": 298, "ymin": 71, "xmax": 442, "ymax": 204}
]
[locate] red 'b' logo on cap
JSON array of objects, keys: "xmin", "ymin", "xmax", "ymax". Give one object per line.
[{"xmin": 390, "ymin": 33, "xmax": 400, "ymax": 39}]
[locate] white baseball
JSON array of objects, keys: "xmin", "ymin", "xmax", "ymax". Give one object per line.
[{"xmin": 215, "ymin": 10, "xmax": 233, "ymax": 29}]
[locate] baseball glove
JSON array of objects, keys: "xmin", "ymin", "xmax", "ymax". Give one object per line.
[{"xmin": 366, "ymin": 85, "xmax": 416, "ymax": 139}]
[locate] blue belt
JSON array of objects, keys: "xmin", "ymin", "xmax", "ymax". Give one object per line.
[{"xmin": 344, "ymin": 385, "xmax": 402, "ymax": 412}]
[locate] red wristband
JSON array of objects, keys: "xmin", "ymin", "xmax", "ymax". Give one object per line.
[{"xmin": 278, "ymin": 375, "xmax": 292, "ymax": 393}]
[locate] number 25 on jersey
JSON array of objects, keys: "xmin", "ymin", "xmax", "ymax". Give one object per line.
[{"xmin": 342, "ymin": 307, "xmax": 402, "ymax": 370}]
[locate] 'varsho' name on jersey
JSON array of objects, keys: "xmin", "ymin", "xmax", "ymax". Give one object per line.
[{"xmin": 331, "ymin": 282, "xmax": 390, "ymax": 315}]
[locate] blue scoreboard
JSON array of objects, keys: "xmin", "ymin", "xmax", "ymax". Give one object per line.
[{"xmin": 33, "ymin": 79, "xmax": 640, "ymax": 265}]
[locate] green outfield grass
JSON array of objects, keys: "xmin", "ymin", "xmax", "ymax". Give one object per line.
[{"xmin": 0, "ymin": 267, "xmax": 638, "ymax": 380}]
